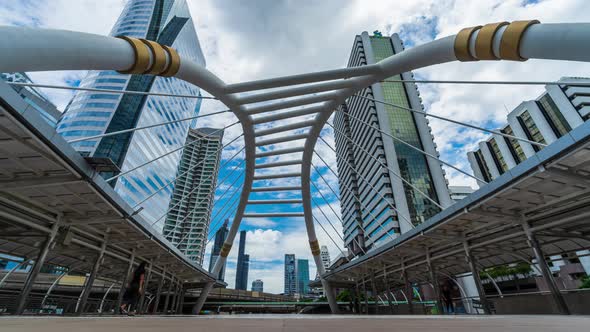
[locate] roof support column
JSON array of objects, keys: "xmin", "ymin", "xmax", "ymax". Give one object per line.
[
  {"xmin": 521, "ymin": 220, "xmax": 570, "ymax": 314},
  {"xmin": 170, "ymin": 279, "xmax": 179, "ymax": 314},
  {"xmin": 76, "ymin": 232, "xmax": 108, "ymax": 315},
  {"xmin": 426, "ymin": 249, "xmax": 444, "ymax": 315},
  {"xmin": 152, "ymin": 266, "xmax": 166, "ymax": 314},
  {"xmin": 402, "ymin": 261, "xmax": 414, "ymax": 315},
  {"xmin": 15, "ymin": 220, "xmax": 60, "ymax": 315},
  {"xmin": 193, "ymin": 281, "xmax": 214, "ymax": 314},
  {"xmin": 163, "ymin": 277, "xmax": 173, "ymax": 314},
  {"xmin": 362, "ymin": 277, "xmax": 369, "ymax": 315},
  {"xmin": 139, "ymin": 259, "xmax": 153, "ymax": 314},
  {"xmin": 354, "ymin": 281, "xmax": 361, "ymax": 314},
  {"xmin": 383, "ymin": 267, "xmax": 394, "ymax": 314},
  {"xmin": 176, "ymin": 283, "xmax": 185, "ymax": 314},
  {"xmin": 370, "ymin": 271, "xmax": 379, "ymax": 314},
  {"xmin": 462, "ymin": 239, "xmax": 492, "ymax": 314},
  {"xmin": 116, "ymin": 249, "xmax": 135, "ymax": 314}
]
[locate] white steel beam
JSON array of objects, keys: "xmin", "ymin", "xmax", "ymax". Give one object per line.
[{"xmin": 255, "ymin": 147, "xmax": 304, "ymax": 158}]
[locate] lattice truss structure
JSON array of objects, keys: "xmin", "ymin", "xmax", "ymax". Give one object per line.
[{"xmin": 1, "ymin": 20, "xmax": 590, "ymax": 314}]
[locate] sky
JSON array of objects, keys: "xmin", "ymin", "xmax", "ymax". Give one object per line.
[{"xmin": 2, "ymin": 0, "xmax": 590, "ymax": 294}]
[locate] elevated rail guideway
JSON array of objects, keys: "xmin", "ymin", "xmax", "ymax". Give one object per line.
[{"xmin": 0, "ymin": 21, "xmax": 589, "ymax": 314}]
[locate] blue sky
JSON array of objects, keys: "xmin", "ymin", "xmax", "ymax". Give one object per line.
[{"xmin": 2, "ymin": 0, "xmax": 590, "ymax": 293}]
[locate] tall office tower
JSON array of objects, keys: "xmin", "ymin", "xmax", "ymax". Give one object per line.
[
  {"xmin": 1, "ymin": 72, "xmax": 61, "ymax": 127},
  {"xmin": 334, "ymin": 31, "xmax": 452, "ymax": 255},
  {"xmin": 164, "ymin": 127, "xmax": 223, "ymax": 264},
  {"xmin": 296, "ymin": 259, "xmax": 310, "ymax": 295},
  {"xmin": 56, "ymin": 0, "xmax": 206, "ymax": 223},
  {"xmin": 467, "ymin": 76, "xmax": 590, "ymax": 276},
  {"xmin": 235, "ymin": 230, "xmax": 250, "ymax": 290},
  {"xmin": 209, "ymin": 219, "xmax": 229, "ymax": 281},
  {"xmin": 284, "ymin": 254, "xmax": 296, "ymax": 296},
  {"xmin": 251, "ymin": 279, "xmax": 264, "ymax": 292}
]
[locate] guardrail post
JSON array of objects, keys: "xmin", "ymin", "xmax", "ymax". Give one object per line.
[
  {"xmin": 116, "ymin": 249, "xmax": 135, "ymax": 314},
  {"xmin": 521, "ymin": 220, "xmax": 570, "ymax": 315},
  {"xmin": 463, "ymin": 239, "xmax": 492, "ymax": 314},
  {"xmin": 15, "ymin": 220, "xmax": 60, "ymax": 315},
  {"xmin": 426, "ymin": 249, "xmax": 444, "ymax": 315},
  {"xmin": 76, "ymin": 232, "xmax": 108, "ymax": 315}
]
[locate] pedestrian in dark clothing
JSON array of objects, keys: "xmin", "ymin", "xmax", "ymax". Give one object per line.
[
  {"xmin": 120, "ymin": 261, "xmax": 146, "ymax": 315},
  {"xmin": 441, "ymin": 283, "xmax": 454, "ymax": 314}
]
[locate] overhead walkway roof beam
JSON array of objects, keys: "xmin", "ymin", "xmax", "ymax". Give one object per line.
[
  {"xmin": 251, "ymin": 186, "xmax": 301, "ymax": 192},
  {"xmin": 255, "ymin": 120, "xmax": 315, "ymax": 137},
  {"xmin": 224, "ymin": 64, "xmax": 381, "ymax": 93},
  {"xmin": 255, "ymin": 160, "xmax": 302, "ymax": 169},
  {"xmin": 248, "ymin": 199, "xmax": 302, "ymax": 204},
  {"xmin": 253, "ymin": 172, "xmax": 301, "ymax": 180},
  {"xmin": 255, "ymin": 133, "xmax": 308, "ymax": 146},
  {"xmin": 245, "ymin": 93, "xmax": 338, "ymax": 115},
  {"xmin": 236, "ymin": 79, "xmax": 357, "ymax": 104},
  {"xmin": 252, "ymin": 104, "xmax": 326, "ymax": 124},
  {"xmin": 255, "ymin": 147, "xmax": 304, "ymax": 158},
  {"xmin": 243, "ymin": 213, "xmax": 304, "ymax": 218}
]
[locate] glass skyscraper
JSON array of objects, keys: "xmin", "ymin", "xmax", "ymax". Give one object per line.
[
  {"xmin": 284, "ymin": 254, "xmax": 296, "ymax": 296},
  {"xmin": 209, "ymin": 219, "xmax": 229, "ymax": 281},
  {"xmin": 296, "ymin": 259, "xmax": 310, "ymax": 295},
  {"xmin": 334, "ymin": 32, "xmax": 452, "ymax": 255},
  {"xmin": 164, "ymin": 127, "xmax": 223, "ymax": 265},
  {"xmin": 235, "ymin": 230, "xmax": 249, "ymax": 290},
  {"xmin": 56, "ymin": 0, "xmax": 206, "ymax": 225}
]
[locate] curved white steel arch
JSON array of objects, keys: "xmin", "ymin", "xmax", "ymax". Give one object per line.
[{"xmin": 1, "ymin": 22, "xmax": 590, "ymax": 314}]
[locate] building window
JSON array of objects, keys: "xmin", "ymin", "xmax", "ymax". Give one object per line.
[
  {"xmin": 517, "ymin": 110, "xmax": 546, "ymax": 152},
  {"xmin": 487, "ymin": 138, "xmax": 508, "ymax": 174},
  {"xmin": 474, "ymin": 150, "xmax": 492, "ymax": 182},
  {"xmin": 537, "ymin": 94, "xmax": 571, "ymax": 138},
  {"xmin": 501, "ymin": 125, "xmax": 526, "ymax": 164}
]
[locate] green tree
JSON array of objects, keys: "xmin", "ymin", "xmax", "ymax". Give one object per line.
[{"xmin": 580, "ymin": 276, "xmax": 590, "ymax": 289}]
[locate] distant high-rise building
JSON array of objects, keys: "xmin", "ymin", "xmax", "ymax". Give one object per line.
[
  {"xmin": 284, "ymin": 254, "xmax": 296, "ymax": 296},
  {"xmin": 235, "ymin": 230, "xmax": 249, "ymax": 290},
  {"xmin": 334, "ymin": 31, "xmax": 451, "ymax": 255},
  {"xmin": 1, "ymin": 72, "xmax": 61, "ymax": 127},
  {"xmin": 164, "ymin": 128, "xmax": 224, "ymax": 264},
  {"xmin": 56, "ymin": 0, "xmax": 206, "ymax": 223},
  {"xmin": 316, "ymin": 245, "xmax": 331, "ymax": 279},
  {"xmin": 296, "ymin": 259, "xmax": 310, "ymax": 295},
  {"xmin": 467, "ymin": 76, "xmax": 590, "ymax": 277},
  {"xmin": 252, "ymin": 279, "xmax": 263, "ymax": 292},
  {"xmin": 209, "ymin": 219, "xmax": 229, "ymax": 281}
]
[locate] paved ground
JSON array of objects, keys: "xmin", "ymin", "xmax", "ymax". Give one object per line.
[{"xmin": 1, "ymin": 315, "xmax": 588, "ymax": 331}]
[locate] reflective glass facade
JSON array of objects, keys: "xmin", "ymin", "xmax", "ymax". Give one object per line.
[
  {"xmin": 296, "ymin": 259, "xmax": 310, "ymax": 295},
  {"xmin": 370, "ymin": 36, "xmax": 440, "ymax": 226},
  {"xmin": 57, "ymin": 0, "xmax": 206, "ymax": 224},
  {"xmin": 334, "ymin": 33, "xmax": 445, "ymax": 253}
]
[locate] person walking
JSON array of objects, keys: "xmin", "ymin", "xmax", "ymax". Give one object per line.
[{"xmin": 120, "ymin": 261, "xmax": 147, "ymax": 315}]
